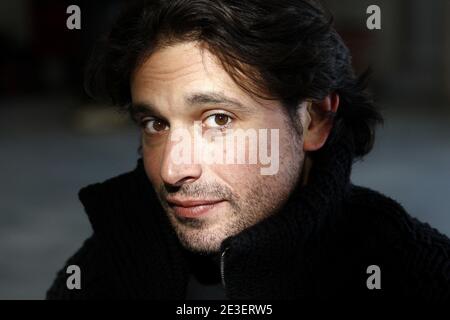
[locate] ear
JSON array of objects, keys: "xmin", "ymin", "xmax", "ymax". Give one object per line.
[{"xmin": 303, "ymin": 92, "xmax": 339, "ymax": 151}]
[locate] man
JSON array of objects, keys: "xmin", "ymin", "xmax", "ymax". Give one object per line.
[{"xmin": 48, "ymin": 0, "xmax": 450, "ymax": 300}]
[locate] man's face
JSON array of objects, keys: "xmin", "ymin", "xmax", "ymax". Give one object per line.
[{"xmin": 131, "ymin": 41, "xmax": 308, "ymax": 253}]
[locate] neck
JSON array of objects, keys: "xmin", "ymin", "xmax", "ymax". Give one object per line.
[{"xmin": 300, "ymin": 153, "xmax": 313, "ymax": 186}]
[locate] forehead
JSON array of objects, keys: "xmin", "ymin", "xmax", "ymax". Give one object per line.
[
  {"xmin": 132, "ymin": 42, "xmax": 235, "ymax": 97},
  {"xmin": 130, "ymin": 41, "xmax": 278, "ymax": 111}
]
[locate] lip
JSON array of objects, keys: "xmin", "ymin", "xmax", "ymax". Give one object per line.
[{"xmin": 166, "ymin": 198, "xmax": 225, "ymax": 218}]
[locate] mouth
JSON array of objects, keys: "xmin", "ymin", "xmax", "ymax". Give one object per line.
[{"xmin": 166, "ymin": 198, "xmax": 226, "ymax": 218}]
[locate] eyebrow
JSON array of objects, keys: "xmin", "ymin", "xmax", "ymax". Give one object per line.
[
  {"xmin": 185, "ymin": 92, "xmax": 244, "ymax": 108},
  {"xmin": 129, "ymin": 91, "xmax": 252, "ymax": 120}
]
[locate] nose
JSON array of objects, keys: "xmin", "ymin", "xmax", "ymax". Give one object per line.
[{"xmin": 160, "ymin": 127, "xmax": 202, "ymax": 186}]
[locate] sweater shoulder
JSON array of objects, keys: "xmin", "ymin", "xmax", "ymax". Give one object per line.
[
  {"xmin": 77, "ymin": 162, "xmax": 146, "ymax": 233},
  {"xmin": 46, "ymin": 234, "xmax": 113, "ymax": 299},
  {"xmin": 47, "ymin": 161, "xmax": 147, "ymax": 299},
  {"xmin": 344, "ymin": 184, "xmax": 450, "ymax": 250},
  {"xmin": 343, "ymin": 185, "xmax": 450, "ymax": 296}
]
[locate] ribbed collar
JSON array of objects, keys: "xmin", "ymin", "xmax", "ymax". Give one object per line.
[{"xmin": 79, "ymin": 129, "xmax": 355, "ymax": 299}]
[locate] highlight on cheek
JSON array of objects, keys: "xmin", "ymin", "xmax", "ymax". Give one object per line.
[{"xmin": 164, "ymin": 121, "xmax": 280, "ymax": 175}]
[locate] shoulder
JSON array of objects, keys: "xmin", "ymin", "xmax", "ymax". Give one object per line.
[
  {"xmin": 344, "ymin": 185, "xmax": 450, "ymax": 250},
  {"xmin": 341, "ymin": 185, "xmax": 450, "ymax": 298},
  {"xmin": 47, "ymin": 160, "xmax": 150, "ymax": 299},
  {"xmin": 46, "ymin": 234, "xmax": 113, "ymax": 299},
  {"xmin": 77, "ymin": 159, "xmax": 154, "ymax": 233}
]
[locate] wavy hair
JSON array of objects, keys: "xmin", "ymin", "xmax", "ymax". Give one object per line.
[{"xmin": 85, "ymin": 0, "xmax": 383, "ymax": 158}]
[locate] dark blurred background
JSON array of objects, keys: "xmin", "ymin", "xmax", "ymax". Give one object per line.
[{"xmin": 1, "ymin": 0, "xmax": 449, "ymax": 299}]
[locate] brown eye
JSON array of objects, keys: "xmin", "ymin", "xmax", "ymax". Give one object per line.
[
  {"xmin": 152, "ymin": 120, "xmax": 167, "ymax": 131},
  {"xmin": 214, "ymin": 114, "xmax": 229, "ymax": 126},
  {"xmin": 143, "ymin": 118, "xmax": 169, "ymax": 134},
  {"xmin": 204, "ymin": 113, "xmax": 232, "ymax": 128}
]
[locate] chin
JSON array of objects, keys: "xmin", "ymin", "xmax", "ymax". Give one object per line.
[
  {"xmin": 172, "ymin": 220, "xmax": 234, "ymax": 253},
  {"xmin": 177, "ymin": 231, "xmax": 224, "ymax": 253}
]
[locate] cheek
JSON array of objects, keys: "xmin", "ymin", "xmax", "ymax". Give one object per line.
[
  {"xmin": 280, "ymin": 122, "xmax": 303, "ymax": 161},
  {"xmin": 210, "ymin": 162, "xmax": 265, "ymax": 194},
  {"xmin": 211, "ymin": 160, "xmax": 298, "ymax": 215}
]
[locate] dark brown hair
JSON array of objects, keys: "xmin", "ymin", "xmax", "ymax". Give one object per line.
[{"xmin": 85, "ymin": 0, "xmax": 382, "ymax": 158}]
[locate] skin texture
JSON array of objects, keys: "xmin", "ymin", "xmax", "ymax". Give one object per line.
[{"xmin": 130, "ymin": 41, "xmax": 338, "ymax": 253}]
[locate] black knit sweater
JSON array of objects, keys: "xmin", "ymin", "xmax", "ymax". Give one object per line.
[{"xmin": 47, "ymin": 132, "xmax": 450, "ymax": 300}]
